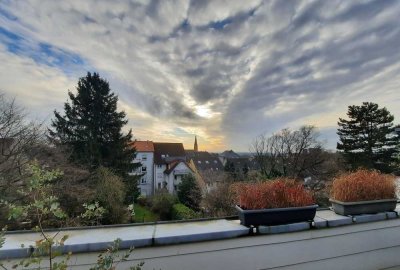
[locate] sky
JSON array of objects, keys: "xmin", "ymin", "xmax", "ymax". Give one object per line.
[{"xmin": 1, "ymin": 0, "xmax": 400, "ymax": 152}]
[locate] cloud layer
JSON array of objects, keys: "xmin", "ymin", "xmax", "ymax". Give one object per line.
[{"xmin": 1, "ymin": 0, "xmax": 400, "ymax": 151}]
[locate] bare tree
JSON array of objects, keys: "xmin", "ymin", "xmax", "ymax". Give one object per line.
[
  {"xmin": 250, "ymin": 126, "xmax": 326, "ymax": 180},
  {"xmin": 200, "ymin": 170, "xmax": 236, "ymax": 217},
  {"xmin": 0, "ymin": 95, "xmax": 42, "ymax": 199}
]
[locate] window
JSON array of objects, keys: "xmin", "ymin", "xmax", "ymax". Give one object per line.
[
  {"xmin": 142, "ymin": 166, "xmax": 147, "ymax": 172},
  {"xmin": 174, "ymin": 185, "xmax": 177, "ymax": 191},
  {"xmin": 214, "ymin": 160, "xmax": 218, "ymax": 163},
  {"xmin": 205, "ymin": 160, "xmax": 209, "ymax": 164},
  {"xmin": 174, "ymin": 175, "xmax": 178, "ymax": 180},
  {"xmin": 198, "ymin": 161, "xmax": 202, "ymax": 164},
  {"xmin": 141, "ymin": 177, "xmax": 146, "ymax": 184},
  {"xmin": 158, "ymin": 183, "xmax": 161, "ymax": 189},
  {"xmin": 142, "ymin": 154, "xmax": 147, "ymax": 161}
]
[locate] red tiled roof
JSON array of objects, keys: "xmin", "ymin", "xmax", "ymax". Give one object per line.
[{"xmin": 130, "ymin": 141, "xmax": 154, "ymax": 152}]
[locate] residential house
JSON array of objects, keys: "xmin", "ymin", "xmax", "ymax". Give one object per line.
[
  {"xmin": 130, "ymin": 140, "xmax": 154, "ymax": 196},
  {"xmin": 186, "ymin": 138, "xmax": 224, "ymax": 192},
  {"xmin": 153, "ymin": 142, "xmax": 193, "ymax": 194}
]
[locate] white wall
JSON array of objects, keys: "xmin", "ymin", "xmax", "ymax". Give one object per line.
[
  {"xmin": 154, "ymin": 164, "xmax": 166, "ymax": 192},
  {"xmin": 165, "ymin": 162, "xmax": 192, "ymax": 194},
  {"xmin": 130, "ymin": 152, "xmax": 153, "ymax": 196}
]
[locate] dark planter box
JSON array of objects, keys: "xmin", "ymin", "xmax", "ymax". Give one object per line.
[
  {"xmin": 330, "ymin": 199, "xmax": 397, "ymax": 216},
  {"xmin": 235, "ymin": 205, "xmax": 318, "ymax": 227}
]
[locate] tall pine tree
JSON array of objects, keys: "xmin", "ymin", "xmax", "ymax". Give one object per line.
[
  {"xmin": 337, "ymin": 102, "xmax": 399, "ymax": 172},
  {"xmin": 50, "ymin": 72, "xmax": 139, "ymax": 177}
]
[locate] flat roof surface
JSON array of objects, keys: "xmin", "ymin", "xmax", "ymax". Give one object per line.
[{"xmin": 2, "ymin": 206, "xmax": 400, "ymax": 260}]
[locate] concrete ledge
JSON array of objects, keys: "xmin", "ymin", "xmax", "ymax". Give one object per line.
[
  {"xmin": 312, "ymin": 217, "xmax": 328, "ymax": 228},
  {"xmin": 154, "ymin": 220, "xmax": 249, "ymax": 245},
  {"xmin": 353, "ymin": 213, "xmax": 387, "ymax": 223},
  {"xmin": 386, "ymin": 211, "xmax": 398, "ymax": 219},
  {"xmin": 316, "ymin": 210, "xmax": 353, "ymax": 227},
  {"xmin": 2, "ymin": 206, "xmax": 400, "ymax": 260},
  {"xmin": 258, "ymin": 222, "xmax": 310, "ymax": 234},
  {"xmin": 395, "ymin": 205, "xmax": 400, "ymax": 216}
]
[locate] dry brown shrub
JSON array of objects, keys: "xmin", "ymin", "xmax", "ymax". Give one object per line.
[
  {"xmin": 231, "ymin": 178, "xmax": 315, "ymax": 210},
  {"xmin": 331, "ymin": 169, "xmax": 396, "ymax": 202}
]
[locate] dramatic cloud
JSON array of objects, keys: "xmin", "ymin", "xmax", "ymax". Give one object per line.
[{"xmin": 1, "ymin": 0, "xmax": 400, "ymax": 151}]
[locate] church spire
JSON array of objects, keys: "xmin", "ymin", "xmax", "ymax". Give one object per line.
[{"xmin": 194, "ymin": 136, "xmax": 198, "ymax": 152}]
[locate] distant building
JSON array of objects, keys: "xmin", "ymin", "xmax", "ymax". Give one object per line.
[
  {"xmin": 186, "ymin": 138, "xmax": 225, "ymax": 192},
  {"xmin": 186, "ymin": 151, "xmax": 224, "ymax": 172},
  {"xmin": 220, "ymin": 150, "xmax": 241, "ymax": 160}
]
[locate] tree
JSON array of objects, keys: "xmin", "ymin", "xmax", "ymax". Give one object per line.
[
  {"xmin": 49, "ymin": 72, "xmax": 139, "ymax": 177},
  {"xmin": 177, "ymin": 174, "xmax": 202, "ymax": 211},
  {"xmin": 0, "ymin": 95, "xmax": 43, "ymax": 226},
  {"xmin": 337, "ymin": 102, "xmax": 399, "ymax": 172},
  {"xmin": 251, "ymin": 125, "xmax": 325, "ymax": 179}
]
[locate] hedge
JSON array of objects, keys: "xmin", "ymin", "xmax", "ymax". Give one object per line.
[{"xmin": 171, "ymin": 203, "xmax": 200, "ymax": 220}]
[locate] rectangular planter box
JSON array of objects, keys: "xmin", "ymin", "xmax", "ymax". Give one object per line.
[
  {"xmin": 330, "ymin": 198, "xmax": 397, "ymax": 216},
  {"xmin": 235, "ymin": 205, "xmax": 318, "ymax": 227}
]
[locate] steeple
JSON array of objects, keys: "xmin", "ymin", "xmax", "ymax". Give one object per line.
[{"xmin": 194, "ymin": 136, "xmax": 198, "ymax": 152}]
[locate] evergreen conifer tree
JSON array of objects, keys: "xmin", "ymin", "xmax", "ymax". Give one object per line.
[
  {"xmin": 337, "ymin": 102, "xmax": 399, "ymax": 172},
  {"xmin": 50, "ymin": 72, "xmax": 139, "ymax": 177},
  {"xmin": 177, "ymin": 174, "xmax": 202, "ymax": 211}
]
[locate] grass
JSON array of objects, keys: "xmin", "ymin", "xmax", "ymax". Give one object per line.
[
  {"xmin": 331, "ymin": 169, "xmax": 396, "ymax": 202},
  {"xmin": 133, "ymin": 204, "xmax": 159, "ymax": 223}
]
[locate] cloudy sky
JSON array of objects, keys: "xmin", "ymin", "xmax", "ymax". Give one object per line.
[{"xmin": 1, "ymin": 0, "xmax": 400, "ymax": 152}]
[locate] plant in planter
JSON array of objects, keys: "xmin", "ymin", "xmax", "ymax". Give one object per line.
[
  {"xmin": 232, "ymin": 179, "xmax": 318, "ymax": 226},
  {"xmin": 330, "ymin": 169, "xmax": 397, "ymax": 215}
]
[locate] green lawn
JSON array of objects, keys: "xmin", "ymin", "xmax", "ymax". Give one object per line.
[{"xmin": 133, "ymin": 204, "xmax": 159, "ymax": 223}]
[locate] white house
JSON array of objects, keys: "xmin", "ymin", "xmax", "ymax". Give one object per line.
[
  {"xmin": 153, "ymin": 142, "xmax": 193, "ymax": 194},
  {"xmin": 130, "ymin": 140, "xmax": 154, "ymax": 196},
  {"xmin": 130, "ymin": 141, "xmax": 194, "ymax": 196}
]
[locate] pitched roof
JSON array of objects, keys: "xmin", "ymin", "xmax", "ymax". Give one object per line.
[
  {"xmin": 164, "ymin": 160, "xmax": 194, "ymax": 175},
  {"xmin": 186, "ymin": 151, "xmax": 224, "ymax": 172},
  {"xmin": 130, "ymin": 140, "xmax": 154, "ymax": 152},
  {"xmin": 220, "ymin": 150, "xmax": 241, "ymax": 159},
  {"xmin": 153, "ymin": 142, "xmax": 186, "ymax": 165}
]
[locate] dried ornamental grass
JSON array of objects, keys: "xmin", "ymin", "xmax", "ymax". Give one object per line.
[
  {"xmin": 331, "ymin": 169, "xmax": 396, "ymax": 202},
  {"xmin": 231, "ymin": 178, "xmax": 315, "ymax": 210}
]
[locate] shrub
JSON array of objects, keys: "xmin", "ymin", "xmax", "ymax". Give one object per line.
[
  {"xmin": 231, "ymin": 178, "xmax": 315, "ymax": 210},
  {"xmin": 202, "ymin": 181, "xmax": 236, "ymax": 217},
  {"xmin": 136, "ymin": 195, "xmax": 148, "ymax": 206},
  {"xmin": 92, "ymin": 167, "xmax": 128, "ymax": 224},
  {"xmin": 331, "ymin": 169, "xmax": 396, "ymax": 202},
  {"xmin": 150, "ymin": 191, "xmax": 178, "ymax": 220},
  {"xmin": 171, "ymin": 203, "xmax": 200, "ymax": 220}
]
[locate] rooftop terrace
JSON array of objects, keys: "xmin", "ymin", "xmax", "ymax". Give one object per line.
[{"xmin": 2, "ymin": 206, "xmax": 400, "ymax": 269}]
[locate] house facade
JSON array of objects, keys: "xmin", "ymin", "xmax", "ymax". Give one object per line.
[
  {"xmin": 130, "ymin": 141, "xmax": 194, "ymax": 196},
  {"xmin": 130, "ymin": 141, "xmax": 154, "ymax": 196},
  {"xmin": 153, "ymin": 142, "xmax": 193, "ymax": 194}
]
